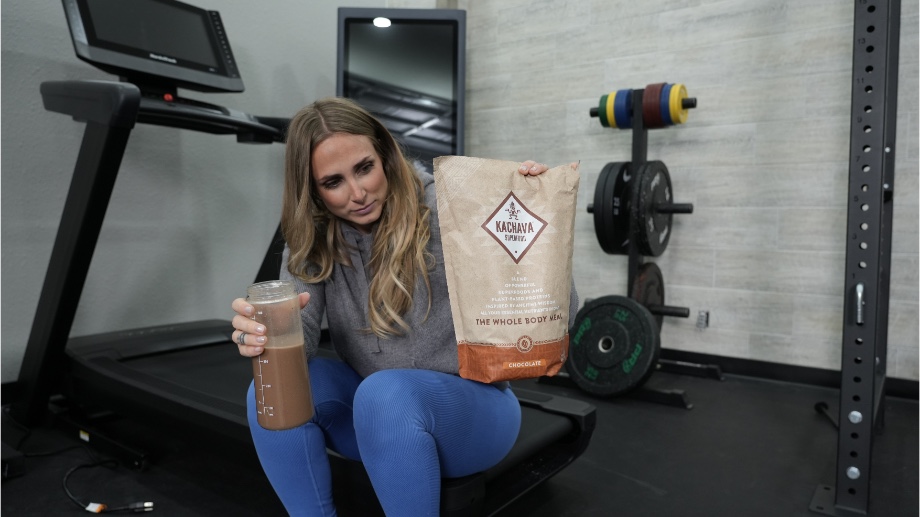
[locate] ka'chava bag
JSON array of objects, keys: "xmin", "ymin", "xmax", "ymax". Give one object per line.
[{"xmin": 434, "ymin": 156, "xmax": 580, "ymax": 383}]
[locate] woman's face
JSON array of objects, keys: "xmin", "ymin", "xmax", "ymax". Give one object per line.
[{"xmin": 311, "ymin": 133, "xmax": 389, "ymax": 233}]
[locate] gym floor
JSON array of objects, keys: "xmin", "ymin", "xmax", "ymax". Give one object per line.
[{"xmin": 2, "ymin": 369, "xmax": 917, "ymax": 517}]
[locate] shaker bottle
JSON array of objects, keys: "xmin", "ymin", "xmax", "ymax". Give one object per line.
[{"xmin": 247, "ymin": 280, "xmax": 313, "ymax": 430}]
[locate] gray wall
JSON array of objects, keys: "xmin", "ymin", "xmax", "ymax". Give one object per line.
[
  {"xmin": 2, "ymin": 0, "xmax": 917, "ymax": 383},
  {"xmin": 459, "ymin": 0, "xmax": 918, "ymax": 380}
]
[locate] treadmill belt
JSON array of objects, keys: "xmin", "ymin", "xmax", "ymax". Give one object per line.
[{"xmin": 123, "ymin": 340, "xmax": 252, "ymax": 408}]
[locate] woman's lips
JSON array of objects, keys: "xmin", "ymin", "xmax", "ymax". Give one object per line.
[{"xmin": 354, "ymin": 201, "xmax": 375, "ymax": 215}]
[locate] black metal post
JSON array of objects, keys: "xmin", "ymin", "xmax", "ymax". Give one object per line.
[
  {"xmin": 810, "ymin": 1, "xmax": 899, "ymax": 515},
  {"xmin": 627, "ymin": 89, "xmax": 648, "ymax": 295},
  {"xmin": 10, "ymin": 81, "xmax": 140, "ymax": 426}
]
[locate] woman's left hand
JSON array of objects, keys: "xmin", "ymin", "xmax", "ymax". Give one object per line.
[{"xmin": 518, "ymin": 160, "xmax": 579, "ymax": 176}]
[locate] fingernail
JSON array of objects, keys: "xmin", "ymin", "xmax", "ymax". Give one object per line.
[
  {"xmin": 519, "ymin": 164, "xmax": 528, "ymax": 171},
  {"xmin": 255, "ymin": 325, "xmax": 265, "ymax": 334},
  {"xmin": 255, "ymin": 336, "xmax": 266, "ymax": 344},
  {"xmin": 530, "ymin": 165, "xmax": 539, "ymax": 172},
  {"xmin": 244, "ymin": 306, "xmax": 253, "ymax": 315}
]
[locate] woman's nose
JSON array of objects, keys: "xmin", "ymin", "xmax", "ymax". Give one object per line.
[{"xmin": 349, "ymin": 179, "xmax": 366, "ymax": 201}]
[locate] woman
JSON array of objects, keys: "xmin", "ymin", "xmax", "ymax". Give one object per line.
[{"xmin": 230, "ymin": 97, "xmax": 573, "ymax": 516}]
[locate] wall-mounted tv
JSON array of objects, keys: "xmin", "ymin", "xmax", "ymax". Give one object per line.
[
  {"xmin": 62, "ymin": 0, "xmax": 244, "ymax": 94},
  {"xmin": 337, "ymin": 8, "xmax": 466, "ymax": 171}
]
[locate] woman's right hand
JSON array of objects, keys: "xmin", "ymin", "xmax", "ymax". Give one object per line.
[{"xmin": 231, "ymin": 292, "xmax": 311, "ymax": 357}]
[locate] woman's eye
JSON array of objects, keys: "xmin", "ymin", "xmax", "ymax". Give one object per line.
[
  {"xmin": 360, "ymin": 162, "xmax": 374, "ymax": 174},
  {"xmin": 322, "ymin": 179, "xmax": 341, "ymax": 189}
]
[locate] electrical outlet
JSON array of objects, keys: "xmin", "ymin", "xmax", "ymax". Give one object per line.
[{"xmin": 696, "ymin": 310, "xmax": 709, "ymax": 330}]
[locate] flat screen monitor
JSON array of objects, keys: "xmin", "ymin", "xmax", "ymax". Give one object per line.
[
  {"xmin": 337, "ymin": 8, "xmax": 466, "ymax": 172},
  {"xmin": 62, "ymin": 0, "xmax": 244, "ymax": 94}
]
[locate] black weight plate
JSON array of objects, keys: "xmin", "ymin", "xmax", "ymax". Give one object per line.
[
  {"xmin": 593, "ymin": 162, "xmax": 632, "ymax": 254},
  {"xmin": 566, "ymin": 295, "xmax": 661, "ymax": 396},
  {"xmin": 634, "ymin": 161, "xmax": 673, "ymax": 257},
  {"xmin": 607, "ymin": 162, "xmax": 634, "ymax": 254},
  {"xmin": 631, "ymin": 262, "xmax": 665, "ymax": 330},
  {"xmin": 592, "ymin": 162, "xmax": 613, "ymax": 251}
]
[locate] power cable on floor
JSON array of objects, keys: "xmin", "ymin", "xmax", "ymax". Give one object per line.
[
  {"xmin": 3, "ymin": 405, "xmax": 154, "ymax": 513},
  {"xmin": 62, "ymin": 459, "xmax": 154, "ymax": 513}
]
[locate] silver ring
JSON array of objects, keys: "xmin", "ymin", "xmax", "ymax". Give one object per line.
[{"xmin": 237, "ymin": 331, "xmax": 247, "ymax": 346}]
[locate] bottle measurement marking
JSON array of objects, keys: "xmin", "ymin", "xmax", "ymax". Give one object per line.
[{"xmin": 256, "ymin": 356, "xmax": 274, "ymax": 416}]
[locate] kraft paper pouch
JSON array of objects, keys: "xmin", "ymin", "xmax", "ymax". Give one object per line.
[{"xmin": 434, "ymin": 156, "xmax": 580, "ymax": 383}]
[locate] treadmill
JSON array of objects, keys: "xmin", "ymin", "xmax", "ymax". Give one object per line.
[{"xmin": 11, "ymin": 2, "xmax": 597, "ymax": 515}]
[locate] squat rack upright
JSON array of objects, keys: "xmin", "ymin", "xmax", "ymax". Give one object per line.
[{"xmin": 810, "ymin": 0, "xmax": 900, "ymax": 515}]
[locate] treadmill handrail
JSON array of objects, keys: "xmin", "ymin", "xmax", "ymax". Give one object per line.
[
  {"xmin": 12, "ymin": 83, "xmax": 139, "ymax": 425},
  {"xmin": 40, "ymin": 80, "xmax": 140, "ymax": 128},
  {"xmin": 137, "ymin": 97, "xmax": 285, "ymax": 142},
  {"xmin": 13, "ymin": 79, "xmax": 286, "ymax": 426}
]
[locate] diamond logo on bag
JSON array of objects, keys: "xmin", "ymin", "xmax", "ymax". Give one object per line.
[{"xmin": 482, "ymin": 192, "xmax": 547, "ymax": 264}]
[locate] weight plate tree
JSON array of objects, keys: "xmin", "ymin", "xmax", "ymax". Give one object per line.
[
  {"xmin": 575, "ymin": 83, "xmax": 696, "ymax": 399},
  {"xmin": 809, "ymin": 0, "xmax": 900, "ymax": 515},
  {"xmin": 566, "ymin": 296, "xmax": 661, "ymax": 396}
]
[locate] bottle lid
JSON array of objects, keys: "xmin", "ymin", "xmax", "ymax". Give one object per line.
[{"xmin": 247, "ymin": 280, "xmax": 297, "ymax": 302}]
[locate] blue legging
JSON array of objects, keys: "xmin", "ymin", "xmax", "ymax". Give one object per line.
[{"xmin": 247, "ymin": 357, "xmax": 522, "ymax": 516}]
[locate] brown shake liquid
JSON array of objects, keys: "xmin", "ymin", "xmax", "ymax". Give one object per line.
[{"xmin": 250, "ymin": 296, "xmax": 313, "ymax": 430}]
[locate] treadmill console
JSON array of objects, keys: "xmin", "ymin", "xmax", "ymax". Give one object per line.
[
  {"xmin": 62, "ymin": 0, "xmax": 244, "ymax": 95},
  {"xmin": 60, "ymin": 0, "xmax": 286, "ymax": 142}
]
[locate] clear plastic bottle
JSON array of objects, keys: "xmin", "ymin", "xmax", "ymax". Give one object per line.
[{"xmin": 247, "ymin": 280, "xmax": 313, "ymax": 430}]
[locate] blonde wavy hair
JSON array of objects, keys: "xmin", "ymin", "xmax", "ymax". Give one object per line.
[{"xmin": 282, "ymin": 97, "xmax": 433, "ymax": 337}]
